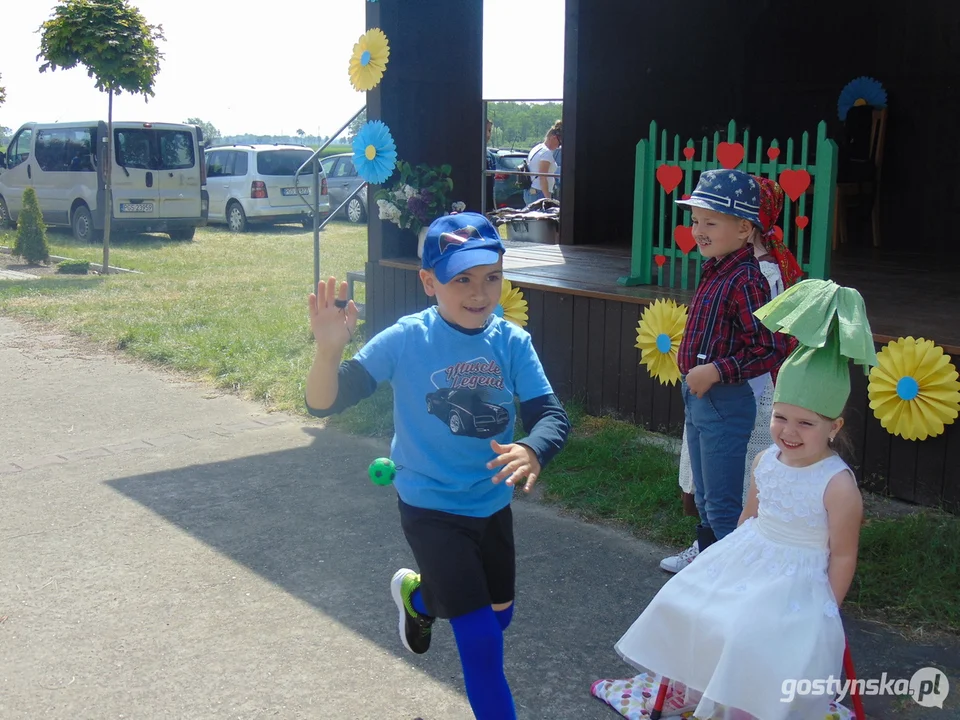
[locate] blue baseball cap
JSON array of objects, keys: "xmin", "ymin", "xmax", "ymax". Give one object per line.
[
  {"xmin": 421, "ymin": 212, "xmax": 505, "ymax": 284},
  {"xmin": 676, "ymin": 169, "xmax": 761, "ymax": 226}
]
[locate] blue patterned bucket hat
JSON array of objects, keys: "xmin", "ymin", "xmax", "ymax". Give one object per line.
[{"xmin": 676, "ymin": 169, "xmax": 761, "ymax": 226}]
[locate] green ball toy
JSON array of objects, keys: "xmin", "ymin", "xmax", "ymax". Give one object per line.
[{"xmin": 369, "ymin": 457, "xmax": 397, "ymax": 486}]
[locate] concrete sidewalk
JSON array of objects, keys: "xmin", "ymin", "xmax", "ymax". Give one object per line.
[{"xmin": 0, "ymin": 316, "xmax": 956, "ymax": 719}]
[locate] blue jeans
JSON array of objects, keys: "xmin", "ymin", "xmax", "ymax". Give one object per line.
[
  {"xmin": 682, "ymin": 379, "xmax": 756, "ymax": 540},
  {"xmin": 523, "ymin": 188, "xmax": 547, "ymax": 205}
]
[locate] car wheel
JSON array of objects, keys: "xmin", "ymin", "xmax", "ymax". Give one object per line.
[
  {"xmin": 226, "ymin": 202, "xmax": 247, "ymax": 233},
  {"xmin": 168, "ymin": 227, "xmax": 195, "ymax": 241},
  {"xmin": 449, "ymin": 412, "xmax": 462, "ymax": 434},
  {"xmin": 72, "ymin": 205, "xmax": 99, "ymax": 243},
  {"xmin": 346, "ymin": 197, "xmax": 366, "ymax": 224},
  {"xmin": 0, "ymin": 197, "xmax": 13, "ymax": 229}
]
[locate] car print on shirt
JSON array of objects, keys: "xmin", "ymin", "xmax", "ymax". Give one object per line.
[{"xmin": 425, "ymin": 387, "xmax": 510, "ymax": 438}]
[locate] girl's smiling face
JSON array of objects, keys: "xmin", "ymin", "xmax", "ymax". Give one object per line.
[
  {"xmin": 420, "ymin": 260, "xmax": 504, "ymax": 329},
  {"xmin": 770, "ymin": 402, "xmax": 844, "ymax": 467}
]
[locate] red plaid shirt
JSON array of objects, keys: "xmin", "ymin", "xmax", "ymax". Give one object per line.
[{"xmin": 678, "ymin": 246, "xmax": 790, "ymax": 383}]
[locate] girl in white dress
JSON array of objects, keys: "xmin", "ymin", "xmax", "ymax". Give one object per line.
[
  {"xmin": 664, "ymin": 177, "xmax": 802, "ymax": 573},
  {"xmin": 613, "ymin": 280, "xmax": 876, "ymax": 720}
]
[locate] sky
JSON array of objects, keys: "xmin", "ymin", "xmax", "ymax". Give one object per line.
[{"xmin": 1, "ymin": 0, "xmax": 564, "ymax": 138}]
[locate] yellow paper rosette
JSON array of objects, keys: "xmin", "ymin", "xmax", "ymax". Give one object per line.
[
  {"xmin": 867, "ymin": 337, "xmax": 960, "ymax": 441},
  {"xmin": 495, "ymin": 280, "xmax": 528, "ymax": 327},
  {"xmin": 349, "ymin": 28, "xmax": 390, "ymax": 92},
  {"xmin": 635, "ymin": 299, "xmax": 687, "ymax": 385}
]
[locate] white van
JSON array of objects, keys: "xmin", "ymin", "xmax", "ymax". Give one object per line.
[{"xmin": 0, "ymin": 121, "xmax": 208, "ymax": 241}]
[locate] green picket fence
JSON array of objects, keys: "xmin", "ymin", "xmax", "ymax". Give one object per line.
[{"xmin": 619, "ymin": 119, "xmax": 838, "ymax": 290}]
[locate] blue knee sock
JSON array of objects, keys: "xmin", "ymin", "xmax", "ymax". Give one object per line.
[
  {"xmin": 411, "ymin": 588, "xmax": 429, "ymax": 616},
  {"xmin": 450, "ymin": 606, "xmax": 516, "ymax": 720},
  {"xmin": 413, "ymin": 589, "xmax": 513, "ymax": 631},
  {"xmin": 495, "ymin": 603, "xmax": 514, "ymax": 631}
]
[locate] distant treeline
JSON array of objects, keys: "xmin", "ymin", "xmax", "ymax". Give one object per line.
[
  {"xmin": 486, "ymin": 102, "xmax": 563, "ymax": 151},
  {"xmin": 216, "ymin": 134, "xmax": 335, "ymax": 148},
  {"xmin": 208, "ymin": 100, "xmax": 565, "ymax": 154}
]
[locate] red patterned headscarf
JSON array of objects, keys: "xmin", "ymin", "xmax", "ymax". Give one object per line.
[{"xmin": 754, "ymin": 176, "xmax": 802, "ymax": 288}]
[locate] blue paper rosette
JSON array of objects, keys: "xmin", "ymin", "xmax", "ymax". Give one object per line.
[
  {"xmin": 838, "ymin": 76, "xmax": 887, "ymax": 121},
  {"xmin": 352, "ymin": 120, "xmax": 397, "ymax": 185}
]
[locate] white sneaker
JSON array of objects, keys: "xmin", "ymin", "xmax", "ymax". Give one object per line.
[{"xmin": 660, "ymin": 541, "xmax": 699, "ymax": 573}]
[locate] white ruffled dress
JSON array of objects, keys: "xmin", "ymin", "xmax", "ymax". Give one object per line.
[{"xmin": 615, "ymin": 445, "xmax": 849, "ymax": 720}]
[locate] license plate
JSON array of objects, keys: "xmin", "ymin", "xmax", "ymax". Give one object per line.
[
  {"xmin": 120, "ymin": 202, "xmax": 154, "ymax": 213},
  {"xmin": 281, "ymin": 187, "xmax": 310, "ymax": 196}
]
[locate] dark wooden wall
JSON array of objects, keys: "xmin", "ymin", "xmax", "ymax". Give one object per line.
[
  {"xmin": 564, "ymin": 0, "xmax": 960, "ymax": 257},
  {"xmin": 366, "ymin": 263, "xmax": 959, "ymax": 513},
  {"xmin": 365, "ymin": 0, "xmax": 484, "ymax": 262}
]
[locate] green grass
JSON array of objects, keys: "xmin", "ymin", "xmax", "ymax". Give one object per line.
[
  {"xmin": 537, "ymin": 408, "xmax": 697, "ymax": 547},
  {"xmin": 849, "ymin": 512, "xmax": 960, "ymax": 633},
  {"xmin": 0, "ymin": 222, "xmax": 368, "ymax": 412},
  {"xmin": 2, "ymin": 223, "xmax": 958, "ymax": 634},
  {"xmin": 542, "ymin": 410, "xmax": 960, "ymax": 633}
]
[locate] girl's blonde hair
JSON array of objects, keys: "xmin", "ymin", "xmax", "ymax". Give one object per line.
[{"xmin": 747, "ymin": 224, "xmax": 767, "ymax": 252}]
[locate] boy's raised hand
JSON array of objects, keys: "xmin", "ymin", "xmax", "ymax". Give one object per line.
[
  {"xmin": 488, "ymin": 439, "xmax": 541, "ymax": 493},
  {"xmin": 309, "ymin": 276, "xmax": 359, "ymax": 350}
]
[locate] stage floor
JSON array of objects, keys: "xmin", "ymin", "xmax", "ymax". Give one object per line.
[{"xmin": 381, "ymin": 243, "xmax": 960, "ymax": 353}]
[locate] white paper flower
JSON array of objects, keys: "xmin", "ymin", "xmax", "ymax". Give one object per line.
[{"xmin": 452, "ymin": 201, "xmax": 466, "ymax": 212}]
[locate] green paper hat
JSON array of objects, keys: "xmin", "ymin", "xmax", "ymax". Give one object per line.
[{"xmin": 754, "ymin": 279, "xmax": 878, "ymax": 418}]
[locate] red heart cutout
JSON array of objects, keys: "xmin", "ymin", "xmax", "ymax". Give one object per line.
[
  {"xmin": 767, "ymin": 147, "xmax": 781, "ymax": 160},
  {"xmin": 779, "ymin": 169, "xmax": 811, "ymax": 201},
  {"xmin": 773, "ymin": 225, "xmax": 783, "ymax": 242},
  {"xmin": 654, "ymin": 254, "xmax": 667, "ymax": 267},
  {"xmin": 683, "ymin": 147, "xmax": 695, "ymax": 160},
  {"xmin": 795, "ymin": 215, "xmax": 809, "ymax": 229},
  {"xmin": 681, "ymin": 194, "xmax": 691, "ymax": 200},
  {"xmin": 656, "ymin": 164, "xmax": 683, "ymax": 194},
  {"xmin": 673, "ymin": 225, "xmax": 697, "ymax": 254},
  {"xmin": 717, "ymin": 142, "xmax": 744, "ymax": 169}
]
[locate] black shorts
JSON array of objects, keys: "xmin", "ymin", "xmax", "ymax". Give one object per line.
[{"xmin": 397, "ymin": 497, "xmax": 516, "ymax": 619}]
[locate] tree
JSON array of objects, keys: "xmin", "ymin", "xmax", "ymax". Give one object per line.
[
  {"xmin": 0, "ymin": 72, "xmax": 6, "ymax": 107},
  {"xmin": 185, "ymin": 117, "xmax": 221, "ymax": 146},
  {"xmin": 14, "ymin": 188, "xmax": 51, "ymax": 265},
  {"xmin": 296, "ymin": 128, "xmax": 305, "ymax": 142},
  {"xmin": 38, "ymin": 0, "xmax": 164, "ymax": 275},
  {"xmin": 347, "ymin": 109, "xmax": 367, "ymax": 141},
  {"xmin": 486, "ymin": 102, "xmax": 563, "ymax": 150}
]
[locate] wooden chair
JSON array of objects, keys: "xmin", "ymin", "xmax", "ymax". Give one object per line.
[
  {"xmin": 650, "ymin": 639, "xmax": 865, "ymax": 720},
  {"xmin": 834, "ymin": 107, "xmax": 888, "ymax": 249}
]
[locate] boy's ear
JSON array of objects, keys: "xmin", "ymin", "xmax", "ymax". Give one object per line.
[
  {"xmin": 419, "ymin": 269, "xmax": 437, "ymax": 297},
  {"xmin": 739, "ymin": 218, "xmax": 755, "ymax": 239}
]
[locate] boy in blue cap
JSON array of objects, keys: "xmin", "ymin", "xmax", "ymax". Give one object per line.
[
  {"xmin": 666, "ymin": 170, "xmax": 790, "ymax": 566},
  {"xmin": 305, "ymin": 211, "xmax": 571, "ymax": 720}
]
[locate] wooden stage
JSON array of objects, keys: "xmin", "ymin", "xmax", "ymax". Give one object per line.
[{"xmin": 381, "ymin": 242, "xmax": 960, "ymax": 355}]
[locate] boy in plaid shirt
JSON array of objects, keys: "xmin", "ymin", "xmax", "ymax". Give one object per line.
[{"xmin": 672, "ymin": 169, "xmax": 790, "ymax": 558}]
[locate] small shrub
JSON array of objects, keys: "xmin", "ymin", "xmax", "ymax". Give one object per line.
[
  {"xmin": 14, "ymin": 187, "xmax": 50, "ymax": 264},
  {"xmin": 56, "ymin": 259, "xmax": 91, "ymax": 274}
]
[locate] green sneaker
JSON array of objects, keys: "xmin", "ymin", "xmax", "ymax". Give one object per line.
[{"xmin": 390, "ymin": 568, "xmax": 435, "ymax": 654}]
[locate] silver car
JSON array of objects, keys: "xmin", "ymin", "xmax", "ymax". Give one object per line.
[
  {"xmin": 205, "ymin": 144, "xmax": 330, "ymax": 232},
  {"xmin": 321, "ymin": 152, "xmax": 367, "ymax": 224}
]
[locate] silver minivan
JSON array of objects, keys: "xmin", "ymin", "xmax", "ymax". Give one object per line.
[
  {"xmin": 204, "ymin": 145, "xmax": 330, "ymax": 232},
  {"xmin": 0, "ymin": 120, "xmax": 208, "ymax": 241}
]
